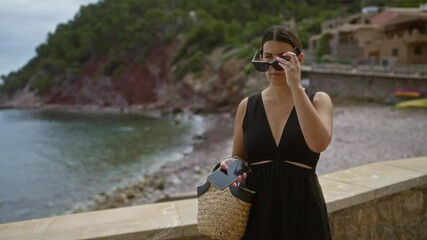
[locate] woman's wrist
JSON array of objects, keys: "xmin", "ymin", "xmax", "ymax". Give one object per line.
[{"xmin": 289, "ymin": 84, "xmax": 305, "ymax": 93}]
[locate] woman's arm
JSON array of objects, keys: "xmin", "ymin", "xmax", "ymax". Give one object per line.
[
  {"xmin": 231, "ymin": 98, "xmax": 248, "ymax": 159},
  {"xmin": 221, "ymin": 98, "xmax": 248, "ymax": 173},
  {"xmin": 278, "ymin": 51, "xmax": 333, "ymax": 153},
  {"xmin": 292, "ymin": 87, "xmax": 333, "ymax": 153}
]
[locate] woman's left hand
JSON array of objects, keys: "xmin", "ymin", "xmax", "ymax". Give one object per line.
[
  {"xmin": 276, "ymin": 52, "xmax": 302, "ymax": 89},
  {"xmin": 220, "ymin": 157, "xmax": 247, "ymax": 186}
]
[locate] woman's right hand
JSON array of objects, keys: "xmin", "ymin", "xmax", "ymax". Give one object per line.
[{"xmin": 220, "ymin": 156, "xmax": 247, "ymax": 186}]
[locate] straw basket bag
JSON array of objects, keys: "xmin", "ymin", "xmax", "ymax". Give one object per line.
[{"xmin": 197, "ymin": 160, "xmax": 255, "ymax": 240}]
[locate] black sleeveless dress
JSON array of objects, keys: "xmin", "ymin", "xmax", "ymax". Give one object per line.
[{"xmin": 242, "ymin": 92, "xmax": 331, "ymax": 240}]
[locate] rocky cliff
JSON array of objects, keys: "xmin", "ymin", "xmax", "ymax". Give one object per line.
[{"xmin": 2, "ymin": 43, "xmax": 266, "ymax": 113}]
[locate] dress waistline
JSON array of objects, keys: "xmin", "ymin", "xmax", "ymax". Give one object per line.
[{"xmin": 249, "ymin": 160, "xmax": 314, "ymax": 170}]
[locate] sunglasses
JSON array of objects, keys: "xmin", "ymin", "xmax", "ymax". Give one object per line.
[{"xmin": 251, "ymin": 47, "xmax": 298, "ymax": 72}]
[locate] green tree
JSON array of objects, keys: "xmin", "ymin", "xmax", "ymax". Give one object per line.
[{"xmin": 316, "ymin": 32, "xmax": 333, "ymax": 61}]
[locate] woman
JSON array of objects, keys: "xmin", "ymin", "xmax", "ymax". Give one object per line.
[{"xmin": 221, "ymin": 25, "xmax": 333, "ymax": 239}]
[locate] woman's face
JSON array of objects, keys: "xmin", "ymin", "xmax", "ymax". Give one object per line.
[{"xmin": 261, "ymin": 40, "xmax": 296, "ymax": 85}]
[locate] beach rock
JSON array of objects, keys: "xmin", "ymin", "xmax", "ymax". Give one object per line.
[
  {"xmin": 149, "ymin": 172, "xmax": 166, "ymax": 190},
  {"xmin": 169, "ymin": 175, "xmax": 182, "ymax": 186},
  {"xmin": 194, "ymin": 166, "xmax": 202, "ymax": 174}
]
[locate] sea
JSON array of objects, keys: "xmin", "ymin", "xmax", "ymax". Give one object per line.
[{"xmin": 0, "ymin": 108, "xmax": 202, "ymax": 224}]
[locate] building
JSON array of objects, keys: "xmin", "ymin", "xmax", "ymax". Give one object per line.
[
  {"xmin": 365, "ymin": 6, "xmax": 427, "ymax": 65},
  {"xmin": 309, "ymin": 4, "xmax": 427, "ymax": 66}
]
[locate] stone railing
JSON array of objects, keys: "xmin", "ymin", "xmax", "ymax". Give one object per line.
[{"xmin": 1, "ymin": 156, "xmax": 426, "ymax": 240}]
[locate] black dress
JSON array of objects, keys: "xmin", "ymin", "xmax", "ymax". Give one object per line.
[{"xmin": 242, "ymin": 92, "xmax": 331, "ymax": 240}]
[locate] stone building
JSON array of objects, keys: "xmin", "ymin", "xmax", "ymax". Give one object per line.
[{"xmin": 309, "ymin": 4, "xmax": 427, "ymax": 66}]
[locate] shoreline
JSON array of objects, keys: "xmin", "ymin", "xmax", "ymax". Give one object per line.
[
  {"xmin": 71, "ymin": 101, "xmax": 427, "ymax": 214},
  {"xmin": 2, "ymin": 101, "xmax": 426, "ymax": 218},
  {"xmin": 1, "ymin": 104, "xmax": 233, "ymax": 217},
  {"xmin": 70, "ymin": 112, "xmax": 235, "ymax": 213}
]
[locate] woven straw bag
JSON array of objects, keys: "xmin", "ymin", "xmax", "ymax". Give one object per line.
[{"xmin": 197, "ymin": 162, "xmax": 255, "ymax": 240}]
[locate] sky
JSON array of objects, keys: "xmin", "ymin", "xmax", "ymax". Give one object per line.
[{"xmin": 0, "ymin": 0, "xmax": 99, "ymax": 77}]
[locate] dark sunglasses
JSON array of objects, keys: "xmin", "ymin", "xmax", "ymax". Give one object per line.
[{"xmin": 251, "ymin": 47, "xmax": 298, "ymax": 72}]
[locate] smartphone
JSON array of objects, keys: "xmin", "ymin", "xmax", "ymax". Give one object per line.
[{"xmin": 207, "ymin": 159, "xmax": 251, "ymax": 190}]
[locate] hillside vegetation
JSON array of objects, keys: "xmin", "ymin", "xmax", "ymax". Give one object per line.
[{"xmin": 0, "ymin": 0, "xmax": 423, "ymax": 109}]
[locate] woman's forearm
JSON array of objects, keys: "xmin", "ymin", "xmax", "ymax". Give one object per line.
[{"xmin": 291, "ymin": 86, "xmax": 333, "ymax": 153}]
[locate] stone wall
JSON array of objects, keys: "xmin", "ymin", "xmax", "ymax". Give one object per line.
[
  {"xmin": 1, "ymin": 157, "xmax": 426, "ymax": 240},
  {"xmin": 302, "ymin": 66, "xmax": 427, "ymax": 101},
  {"xmin": 330, "ymin": 184, "xmax": 427, "ymax": 239}
]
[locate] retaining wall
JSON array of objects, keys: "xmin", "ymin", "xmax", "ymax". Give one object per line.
[{"xmin": 302, "ymin": 66, "xmax": 427, "ymax": 101}]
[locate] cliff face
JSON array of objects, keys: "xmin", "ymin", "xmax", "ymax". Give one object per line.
[
  {"xmin": 2, "ymin": 43, "xmax": 266, "ymax": 113},
  {"xmin": 41, "ymin": 42, "xmax": 178, "ymax": 108}
]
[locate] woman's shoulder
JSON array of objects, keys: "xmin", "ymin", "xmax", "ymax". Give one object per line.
[
  {"xmin": 237, "ymin": 92, "xmax": 257, "ymax": 104},
  {"xmin": 235, "ymin": 92, "xmax": 264, "ymax": 115},
  {"xmin": 312, "ymin": 91, "xmax": 331, "ymax": 101},
  {"xmin": 247, "ymin": 92, "xmax": 262, "ymax": 103},
  {"xmin": 237, "ymin": 97, "xmax": 249, "ymax": 111},
  {"xmin": 311, "ymin": 91, "xmax": 333, "ymax": 108},
  {"xmin": 236, "ymin": 92, "xmax": 259, "ymax": 114}
]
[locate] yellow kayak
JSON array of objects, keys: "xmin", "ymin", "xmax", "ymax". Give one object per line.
[{"xmin": 396, "ymin": 98, "xmax": 427, "ymax": 109}]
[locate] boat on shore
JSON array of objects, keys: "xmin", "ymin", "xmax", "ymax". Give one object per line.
[{"xmin": 395, "ymin": 98, "xmax": 427, "ymax": 109}]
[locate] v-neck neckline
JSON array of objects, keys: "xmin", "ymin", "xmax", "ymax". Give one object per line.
[{"xmin": 260, "ymin": 92, "xmax": 295, "ymax": 148}]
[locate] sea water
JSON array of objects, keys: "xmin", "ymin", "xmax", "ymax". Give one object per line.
[{"xmin": 0, "ymin": 109, "xmax": 201, "ymax": 223}]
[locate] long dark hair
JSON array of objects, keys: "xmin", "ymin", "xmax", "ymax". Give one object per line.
[{"xmin": 260, "ymin": 25, "xmax": 302, "ymax": 55}]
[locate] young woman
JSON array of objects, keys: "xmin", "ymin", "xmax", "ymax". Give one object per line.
[{"xmin": 221, "ymin": 25, "xmax": 333, "ymax": 239}]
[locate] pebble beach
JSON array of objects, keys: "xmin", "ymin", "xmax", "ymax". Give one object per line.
[{"xmin": 71, "ymin": 99, "xmax": 427, "ymax": 213}]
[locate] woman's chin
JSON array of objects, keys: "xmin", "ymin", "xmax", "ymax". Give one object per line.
[{"xmin": 268, "ymin": 75, "xmax": 286, "ymax": 83}]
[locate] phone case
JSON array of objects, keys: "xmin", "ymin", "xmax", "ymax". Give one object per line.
[{"xmin": 207, "ymin": 159, "xmax": 251, "ymax": 190}]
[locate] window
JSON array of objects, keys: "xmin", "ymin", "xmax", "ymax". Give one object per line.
[
  {"xmin": 414, "ymin": 46, "xmax": 422, "ymax": 55},
  {"xmin": 381, "ymin": 59, "xmax": 388, "ymax": 66},
  {"xmin": 392, "ymin": 48, "xmax": 398, "ymax": 57}
]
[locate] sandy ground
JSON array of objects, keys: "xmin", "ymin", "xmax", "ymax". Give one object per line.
[
  {"xmin": 72, "ymin": 100, "xmax": 427, "ymax": 212},
  {"xmin": 317, "ymin": 102, "xmax": 427, "ymax": 175}
]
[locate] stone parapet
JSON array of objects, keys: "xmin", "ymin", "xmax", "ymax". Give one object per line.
[
  {"xmin": 0, "ymin": 156, "xmax": 426, "ymax": 240},
  {"xmin": 325, "ymin": 157, "xmax": 427, "ymax": 239},
  {"xmin": 330, "ymin": 185, "xmax": 427, "ymax": 239}
]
